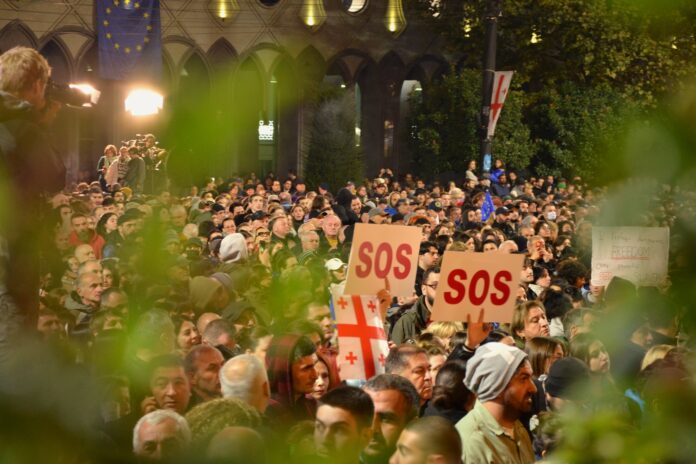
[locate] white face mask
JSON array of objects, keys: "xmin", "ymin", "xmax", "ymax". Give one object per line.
[{"xmin": 546, "ymin": 211, "xmax": 557, "ymax": 221}]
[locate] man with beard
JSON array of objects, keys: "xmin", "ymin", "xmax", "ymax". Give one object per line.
[
  {"xmin": 455, "ymin": 343, "xmax": 537, "ymax": 464},
  {"xmin": 361, "ymin": 374, "xmax": 419, "ymax": 464},
  {"xmin": 69, "ymin": 213, "xmax": 105, "ymax": 259},
  {"xmin": 391, "ymin": 267, "xmax": 439, "ymax": 345}
]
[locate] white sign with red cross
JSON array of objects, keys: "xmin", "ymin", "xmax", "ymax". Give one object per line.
[
  {"xmin": 488, "ymin": 71, "xmax": 514, "ymax": 138},
  {"xmin": 332, "ymin": 291, "xmax": 389, "ymax": 381}
]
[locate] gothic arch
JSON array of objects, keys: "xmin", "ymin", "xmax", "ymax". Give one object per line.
[
  {"xmin": 207, "ymin": 37, "xmax": 238, "ymax": 73},
  {"xmin": 0, "ymin": 20, "xmax": 38, "ymax": 51},
  {"xmin": 296, "ymin": 45, "xmax": 326, "ymax": 85},
  {"xmin": 39, "ymin": 35, "xmax": 73, "ymax": 83}
]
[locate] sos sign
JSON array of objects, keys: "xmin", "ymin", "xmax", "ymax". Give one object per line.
[
  {"xmin": 431, "ymin": 251, "xmax": 525, "ymax": 323},
  {"xmin": 345, "ymin": 223, "xmax": 422, "ymax": 297}
]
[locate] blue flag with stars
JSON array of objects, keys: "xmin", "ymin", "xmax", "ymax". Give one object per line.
[
  {"xmin": 481, "ymin": 191, "xmax": 495, "ymax": 222},
  {"xmin": 97, "ymin": 0, "xmax": 162, "ymax": 81}
]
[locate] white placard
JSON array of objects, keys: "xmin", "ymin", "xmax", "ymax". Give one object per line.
[{"xmin": 591, "ymin": 227, "xmax": 669, "ymax": 287}]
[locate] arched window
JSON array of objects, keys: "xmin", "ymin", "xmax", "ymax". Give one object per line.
[{"xmin": 342, "ymin": 0, "xmax": 368, "ymax": 13}]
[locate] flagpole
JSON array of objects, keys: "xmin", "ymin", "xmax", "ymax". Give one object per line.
[{"xmin": 479, "ymin": 0, "xmax": 501, "ymax": 175}]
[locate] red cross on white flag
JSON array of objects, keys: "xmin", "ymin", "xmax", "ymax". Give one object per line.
[
  {"xmin": 332, "ymin": 291, "xmax": 389, "ymax": 381},
  {"xmin": 487, "ymin": 71, "xmax": 514, "ymax": 138}
]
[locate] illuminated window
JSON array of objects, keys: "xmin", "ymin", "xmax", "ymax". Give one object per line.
[
  {"xmin": 342, "ymin": 0, "xmax": 367, "ymax": 13},
  {"xmin": 258, "ymin": 120, "xmax": 275, "ymax": 141}
]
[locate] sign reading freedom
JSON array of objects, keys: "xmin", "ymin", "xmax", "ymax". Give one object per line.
[
  {"xmin": 591, "ymin": 227, "xmax": 669, "ymax": 287},
  {"xmin": 344, "ymin": 223, "xmax": 422, "ymax": 297},
  {"xmin": 431, "ymin": 251, "xmax": 525, "ymax": 323}
]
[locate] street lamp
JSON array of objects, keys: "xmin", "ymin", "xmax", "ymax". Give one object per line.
[{"xmin": 479, "ymin": 0, "xmax": 502, "ymax": 174}]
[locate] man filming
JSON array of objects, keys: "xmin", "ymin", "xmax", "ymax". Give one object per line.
[{"xmin": 0, "ymin": 46, "xmax": 65, "ymax": 322}]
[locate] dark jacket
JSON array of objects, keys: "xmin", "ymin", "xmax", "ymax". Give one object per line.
[
  {"xmin": 390, "ymin": 296, "xmax": 430, "ymax": 345},
  {"xmin": 0, "ymin": 91, "xmax": 65, "ymax": 319},
  {"xmin": 265, "ymin": 334, "xmax": 318, "ymax": 427},
  {"xmin": 124, "ymin": 156, "xmax": 146, "ymax": 193}
]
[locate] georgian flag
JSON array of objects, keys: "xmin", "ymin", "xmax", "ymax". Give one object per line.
[{"xmin": 331, "ymin": 291, "xmax": 389, "ymax": 381}]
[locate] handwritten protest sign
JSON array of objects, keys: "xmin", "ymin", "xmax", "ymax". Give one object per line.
[
  {"xmin": 591, "ymin": 227, "xmax": 669, "ymax": 287},
  {"xmin": 345, "ymin": 223, "xmax": 421, "ymax": 297},
  {"xmin": 431, "ymin": 251, "xmax": 525, "ymax": 323}
]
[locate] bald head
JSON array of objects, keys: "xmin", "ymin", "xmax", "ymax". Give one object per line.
[
  {"xmin": 197, "ymin": 312, "xmax": 221, "ymax": 335},
  {"xmin": 206, "ymin": 427, "xmax": 265, "ymax": 464},
  {"xmin": 220, "ymin": 354, "xmax": 270, "ymax": 413}
]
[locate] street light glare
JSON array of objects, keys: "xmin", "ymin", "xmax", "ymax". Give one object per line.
[{"xmin": 125, "ymin": 88, "xmax": 164, "ymax": 116}]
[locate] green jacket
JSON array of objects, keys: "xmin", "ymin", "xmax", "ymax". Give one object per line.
[
  {"xmin": 390, "ymin": 295, "xmax": 429, "ymax": 345},
  {"xmin": 456, "ymin": 401, "xmax": 535, "ymax": 464}
]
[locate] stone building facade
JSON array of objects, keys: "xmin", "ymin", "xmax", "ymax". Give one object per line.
[{"xmin": 0, "ymin": 0, "xmax": 453, "ymax": 183}]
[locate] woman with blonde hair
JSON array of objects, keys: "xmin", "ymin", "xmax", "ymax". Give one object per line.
[{"xmin": 423, "ymin": 321, "xmax": 465, "ymax": 352}]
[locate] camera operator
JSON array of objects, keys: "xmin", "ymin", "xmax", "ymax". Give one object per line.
[{"xmin": 0, "ymin": 46, "xmax": 66, "ymax": 328}]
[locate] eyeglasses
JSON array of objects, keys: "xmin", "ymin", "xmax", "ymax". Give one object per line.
[{"xmin": 423, "ymin": 283, "xmax": 438, "ymax": 290}]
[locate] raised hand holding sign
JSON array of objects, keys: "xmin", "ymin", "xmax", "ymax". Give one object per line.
[
  {"xmin": 431, "ymin": 251, "xmax": 524, "ymax": 324},
  {"xmin": 345, "ymin": 224, "xmax": 422, "ymax": 297}
]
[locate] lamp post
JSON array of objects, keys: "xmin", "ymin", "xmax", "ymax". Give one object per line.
[{"xmin": 479, "ymin": 0, "xmax": 501, "ymax": 175}]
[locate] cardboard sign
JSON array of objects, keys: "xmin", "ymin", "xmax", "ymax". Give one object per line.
[
  {"xmin": 591, "ymin": 227, "xmax": 669, "ymax": 287},
  {"xmin": 431, "ymin": 251, "xmax": 525, "ymax": 323},
  {"xmin": 345, "ymin": 223, "xmax": 422, "ymax": 297}
]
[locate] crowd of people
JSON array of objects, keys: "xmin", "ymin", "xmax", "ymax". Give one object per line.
[
  {"xmin": 0, "ymin": 46, "xmax": 691, "ymax": 464},
  {"xmin": 23, "ymin": 140, "xmax": 687, "ymax": 463}
]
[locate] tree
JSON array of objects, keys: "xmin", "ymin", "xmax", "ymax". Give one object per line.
[
  {"xmin": 304, "ymin": 86, "xmax": 364, "ymax": 192},
  {"xmin": 407, "ymin": 68, "xmax": 533, "ymax": 181}
]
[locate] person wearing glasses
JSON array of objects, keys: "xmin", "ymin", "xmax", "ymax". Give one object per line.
[{"xmin": 390, "ymin": 267, "xmax": 440, "ymax": 345}]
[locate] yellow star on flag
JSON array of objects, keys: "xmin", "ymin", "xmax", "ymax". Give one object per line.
[
  {"xmin": 103, "ymin": 20, "xmax": 109, "ymax": 26},
  {"xmin": 147, "ymin": 25, "xmax": 152, "ymax": 31},
  {"xmin": 135, "ymin": 2, "xmax": 140, "ymax": 8},
  {"xmin": 136, "ymin": 45, "xmax": 142, "ymax": 51},
  {"xmin": 144, "ymin": 37, "xmax": 150, "ymax": 43},
  {"xmin": 114, "ymin": 43, "xmax": 120, "ymax": 49},
  {"xmin": 106, "ymin": 7, "xmax": 111, "ymax": 13},
  {"xmin": 124, "ymin": 0, "xmax": 131, "ymax": 5},
  {"xmin": 114, "ymin": 0, "xmax": 119, "ymax": 5},
  {"xmin": 125, "ymin": 47, "xmax": 131, "ymax": 54},
  {"xmin": 106, "ymin": 33, "xmax": 112, "ymax": 39},
  {"xmin": 143, "ymin": 12, "xmax": 149, "ymax": 18}
]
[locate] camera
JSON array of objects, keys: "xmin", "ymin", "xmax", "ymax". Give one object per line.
[{"xmin": 45, "ymin": 79, "xmax": 100, "ymax": 108}]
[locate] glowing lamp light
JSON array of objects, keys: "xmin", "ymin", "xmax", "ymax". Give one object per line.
[
  {"xmin": 69, "ymin": 83, "xmax": 101, "ymax": 107},
  {"xmin": 530, "ymin": 32, "xmax": 541, "ymax": 44},
  {"xmin": 300, "ymin": 0, "xmax": 327, "ymax": 31},
  {"xmin": 125, "ymin": 89, "xmax": 163, "ymax": 116},
  {"xmin": 208, "ymin": 0, "xmax": 240, "ymax": 23},
  {"xmin": 384, "ymin": 0, "xmax": 407, "ymax": 36}
]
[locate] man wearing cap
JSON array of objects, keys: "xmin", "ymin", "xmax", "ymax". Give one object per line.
[
  {"xmin": 456, "ymin": 342, "xmax": 537, "ymax": 464},
  {"xmin": 368, "ymin": 208, "xmax": 389, "ymax": 224},
  {"xmin": 494, "ymin": 207, "xmax": 515, "ymax": 238},
  {"xmin": 103, "ymin": 212, "xmax": 140, "ymax": 258},
  {"xmin": 326, "ymin": 258, "xmax": 347, "ymax": 296}
]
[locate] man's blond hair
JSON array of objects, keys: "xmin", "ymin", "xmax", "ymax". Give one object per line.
[{"xmin": 0, "ymin": 46, "xmax": 50, "ymax": 95}]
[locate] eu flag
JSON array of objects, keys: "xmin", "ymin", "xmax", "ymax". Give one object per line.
[
  {"xmin": 481, "ymin": 191, "xmax": 495, "ymax": 222},
  {"xmin": 97, "ymin": 0, "xmax": 162, "ymax": 81}
]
